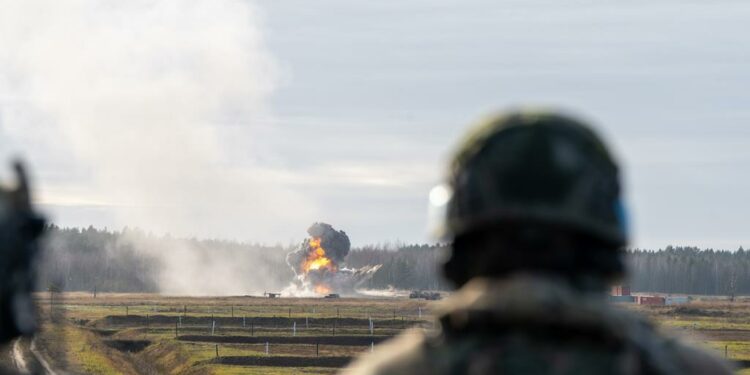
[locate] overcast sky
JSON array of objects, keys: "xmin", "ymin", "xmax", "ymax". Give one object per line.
[{"xmin": 1, "ymin": 1, "xmax": 748, "ymax": 249}]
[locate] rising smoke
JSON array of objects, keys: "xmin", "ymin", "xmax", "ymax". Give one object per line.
[
  {"xmin": 286, "ymin": 222, "xmax": 381, "ymax": 296},
  {"xmin": 0, "ymin": 0, "xmax": 315, "ymax": 295},
  {"xmin": 293, "ymin": 222, "xmax": 352, "ymax": 267}
]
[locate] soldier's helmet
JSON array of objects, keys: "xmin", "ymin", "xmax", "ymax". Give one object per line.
[
  {"xmin": 430, "ymin": 109, "xmax": 628, "ymax": 284},
  {"xmin": 0, "ymin": 162, "xmax": 45, "ymax": 343}
]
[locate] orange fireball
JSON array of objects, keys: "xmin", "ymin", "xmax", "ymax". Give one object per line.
[
  {"xmin": 302, "ymin": 237, "xmax": 337, "ymax": 273},
  {"xmin": 314, "ymin": 284, "xmax": 332, "ymax": 294}
]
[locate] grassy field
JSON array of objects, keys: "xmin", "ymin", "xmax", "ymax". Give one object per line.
[
  {"xmin": 624, "ymin": 298, "xmax": 750, "ymax": 374},
  {"xmin": 18, "ymin": 292, "xmax": 750, "ymax": 374},
  {"xmin": 29, "ymin": 292, "xmax": 433, "ymax": 374}
]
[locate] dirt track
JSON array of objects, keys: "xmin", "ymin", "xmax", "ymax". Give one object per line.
[
  {"xmin": 8, "ymin": 337, "xmax": 58, "ymax": 375},
  {"xmin": 207, "ymin": 355, "xmax": 353, "ymax": 368},
  {"xmin": 11, "ymin": 338, "xmax": 28, "ymax": 373},
  {"xmin": 680, "ymin": 328, "xmax": 750, "ymax": 342},
  {"xmin": 179, "ymin": 334, "xmax": 391, "ymax": 346},
  {"xmin": 104, "ymin": 314, "xmax": 406, "ymax": 327}
]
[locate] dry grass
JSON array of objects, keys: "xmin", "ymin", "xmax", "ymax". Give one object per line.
[
  {"xmin": 33, "ymin": 292, "xmax": 750, "ymax": 374},
  {"xmin": 30, "ymin": 293, "xmax": 436, "ymax": 374}
]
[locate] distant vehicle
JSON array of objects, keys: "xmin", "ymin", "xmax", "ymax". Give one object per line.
[
  {"xmin": 409, "ymin": 290, "xmax": 442, "ymax": 300},
  {"xmin": 263, "ymin": 292, "xmax": 280, "ymax": 298},
  {"xmin": 324, "ymin": 293, "xmax": 340, "ymax": 299}
]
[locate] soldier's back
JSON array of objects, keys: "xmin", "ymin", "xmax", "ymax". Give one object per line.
[{"xmin": 344, "ymin": 275, "xmax": 733, "ymax": 375}]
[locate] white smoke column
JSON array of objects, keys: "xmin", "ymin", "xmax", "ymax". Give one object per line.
[{"xmin": 0, "ymin": 0, "xmax": 315, "ymax": 294}]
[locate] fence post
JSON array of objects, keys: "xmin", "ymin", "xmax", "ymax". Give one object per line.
[{"xmin": 215, "ymin": 344, "xmax": 219, "ymax": 358}]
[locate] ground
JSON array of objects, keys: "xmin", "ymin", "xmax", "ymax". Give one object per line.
[
  {"xmin": 627, "ymin": 299, "xmax": 750, "ymax": 374},
  {"xmin": 5, "ymin": 292, "xmax": 432, "ymax": 374},
  {"xmin": 4, "ymin": 293, "xmax": 750, "ymax": 374}
]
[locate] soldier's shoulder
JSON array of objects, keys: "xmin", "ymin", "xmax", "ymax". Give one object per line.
[{"xmin": 342, "ymin": 329, "xmax": 431, "ymax": 375}]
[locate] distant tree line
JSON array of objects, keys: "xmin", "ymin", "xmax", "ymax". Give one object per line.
[
  {"xmin": 627, "ymin": 246, "xmax": 750, "ymax": 297},
  {"xmin": 37, "ymin": 226, "xmax": 749, "ymax": 295}
]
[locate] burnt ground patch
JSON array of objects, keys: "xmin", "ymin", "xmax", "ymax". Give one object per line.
[
  {"xmin": 103, "ymin": 315, "xmax": 406, "ymax": 327},
  {"xmin": 104, "ymin": 340, "xmax": 152, "ymax": 353},
  {"xmin": 178, "ymin": 335, "xmax": 390, "ymax": 346},
  {"xmin": 206, "ymin": 355, "xmax": 353, "ymax": 368}
]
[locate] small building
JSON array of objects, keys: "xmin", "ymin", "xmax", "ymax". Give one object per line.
[
  {"xmin": 608, "ymin": 295, "xmax": 635, "ymax": 303},
  {"xmin": 611, "ymin": 285, "xmax": 631, "ymax": 296},
  {"xmin": 665, "ymin": 296, "xmax": 689, "ymax": 305},
  {"xmin": 636, "ymin": 296, "xmax": 665, "ymax": 305}
]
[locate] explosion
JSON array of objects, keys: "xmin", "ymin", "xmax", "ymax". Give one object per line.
[
  {"xmin": 286, "ymin": 222, "xmax": 381, "ymax": 295},
  {"xmin": 303, "ymin": 238, "xmax": 335, "ymax": 273}
]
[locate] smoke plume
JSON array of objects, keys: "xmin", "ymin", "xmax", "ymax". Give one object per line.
[
  {"xmin": 286, "ymin": 222, "xmax": 380, "ymax": 295},
  {"xmin": 305, "ymin": 222, "xmax": 351, "ymax": 265},
  {"xmin": 0, "ymin": 0, "xmax": 314, "ymax": 295}
]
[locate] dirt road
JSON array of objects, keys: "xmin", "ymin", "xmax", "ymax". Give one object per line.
[
  {"xmin": 8, "ymin": 337, "xmax": 59, "ymax": 375},
  {"xmin": 11, "ymin": 338, "xmax": 29, "ymax": 373}
]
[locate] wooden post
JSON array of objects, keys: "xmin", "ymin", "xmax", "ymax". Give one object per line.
[
  {"xmin": 251, "ymin": 320, "xmax": 254, "ymax": 336},
  {"xmin": 316, "ymin": 342, "xmax": 319, "ymax": 357},
  {"xmin": 337, "ymin": 307, "xmax": 340, "ymax": 319},
  {"xmin": 231, "ymin": 306, "xmax": 234, "ymax": 318},
  {"xmin": 125, "ymin": 306, "xmax": 128, "ymax": 316},
  {"xmin": 725, "ymin": 345, "xmax": 728, "ymax": 358},
  {"xmin": 183, "ymin": 305, "xmax": 186, "ymax": 317},
  {"xmin": 175, "ymin": 321, "xmax": 178, "ymax": 338},
  {"xmin": 215, "ymin": 344, "xmax": 219, "ymax": 358},
  {"xmin": 288, "ymin": 307, "xmax": 291, "ymax": 318}
]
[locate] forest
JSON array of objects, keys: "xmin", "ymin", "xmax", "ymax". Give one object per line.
[{"xmin": 38, "ymin": 225, "xmax": 747, "ymax": 296}]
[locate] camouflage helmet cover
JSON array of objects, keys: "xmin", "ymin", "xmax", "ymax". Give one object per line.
[{"xmin": 432, "ymin": 109, "xmax": 628, "ymax": 247}]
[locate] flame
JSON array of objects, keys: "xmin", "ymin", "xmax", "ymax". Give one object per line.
[
  {"xmin": 314, "ymin": 284, "xmax": 331, "ymax": 294},
  {"xmin": 299, "ymin": 237, "xmax": 338, "ymax": 295},
  {"xmin": 302, "ymin": 237, "xmax": 337, "ymax": 274}
]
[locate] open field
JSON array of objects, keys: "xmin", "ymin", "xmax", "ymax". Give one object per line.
[
  {"xmin": 6, "ymin": 293, "xmax": 750, "ymax": 374},
  {"xmin": 8, "ymin": 292, "xmax": 434, "ymax": 374},
  {"xmin": 620, "ymin": 298, "xmax": 750, "ymax": 374}
]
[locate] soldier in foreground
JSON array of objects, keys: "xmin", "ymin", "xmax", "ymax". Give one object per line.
[
  {"xmin": 344, "ymin": 110, "xmax": 732, "ymax": 374},
  {"xmin": 0, "ymin": 162, "xmax": 45, "ymax": 374}
]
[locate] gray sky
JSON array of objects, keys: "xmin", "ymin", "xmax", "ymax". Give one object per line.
[{"xmin": 1, "ymin": 0, "xmax": 748, "ymax": 249}]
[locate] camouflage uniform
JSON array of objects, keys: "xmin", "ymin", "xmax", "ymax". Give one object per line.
[
  {"xmin": 343, "ymin": 110, "xmax": 733, "ymax": 375},
  {"xmin": 345, "ymin": 275, "xmax": 733, "ymax": 375}
]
